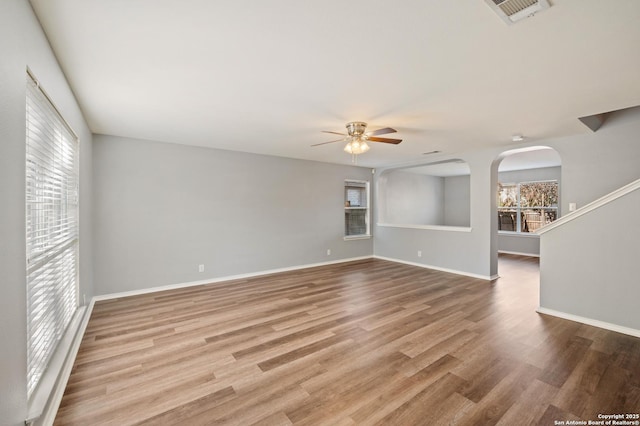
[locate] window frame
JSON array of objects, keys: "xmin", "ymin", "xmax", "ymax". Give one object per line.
[
  {"xmin": 498, "ymin": 179, "xmax": 558, "ymax": 234},
  {"xmin": 344, "ymin": 179, "xmax": 371, "ymax": 240}
]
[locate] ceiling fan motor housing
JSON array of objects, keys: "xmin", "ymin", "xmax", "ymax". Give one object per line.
[{"xmin": 346, "ymin": 121, "xmax": 367, "ymax": 136}]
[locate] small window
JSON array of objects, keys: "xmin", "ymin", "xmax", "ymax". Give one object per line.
[
  {"xmin": 498, "ymin": 180, "xmax": 558, "ymax": 233},
  {"xmin": 345, "ymin": 180, "xmax": 370, "ymax": 238}
]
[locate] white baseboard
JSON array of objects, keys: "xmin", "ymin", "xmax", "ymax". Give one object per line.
[
  {"xmin": 93, "ymin": 256, "xmax": 374, "ymax": 301},
  {"xmin": 373, "ymin": 255, "xmax": 498, "ymax": 281},
  {"xmin": 498, "ymin": 250, "xmax": 540, "ymax": 258},
  {"xmin": 93, "ymin": 254, "xmax": 502, "ymax": 304},
  {"xmin": 536, "ymin": 307, "xmax": 640, "ymax": 338}
]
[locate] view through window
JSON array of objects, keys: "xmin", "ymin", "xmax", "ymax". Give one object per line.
[
  {"xmin": 344, "ymin": 180, "xmax": 370, "ymax": 237},
  {"xmin": 498, "ymin": 180, "xmax": 558, "ymax": 233}
]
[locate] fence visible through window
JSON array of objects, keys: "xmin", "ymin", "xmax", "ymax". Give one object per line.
[{"xmin": 498, "ymin": 180, "xmax": 558, "ymax": 233}]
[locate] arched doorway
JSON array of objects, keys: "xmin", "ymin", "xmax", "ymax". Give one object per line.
[{"xmin": 490, "ymin": 146, "xmax": 562, "ymax": 276}]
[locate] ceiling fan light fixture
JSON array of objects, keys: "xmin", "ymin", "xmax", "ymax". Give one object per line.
[
  {"xmin": 313, "ymin": 121, "xmax": 400, "ymax": 163},
  {"xmin": 344, "ymin": 137, "xmax": 370, "ymax": 155}
]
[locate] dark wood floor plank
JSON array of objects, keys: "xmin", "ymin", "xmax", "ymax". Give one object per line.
[
  {"xmin": 399, "ymin": 329, "xmax": 479, "ymax": 377},
  {"xmin": 55, "ymin": 255, "xmax": 640, "ymax": 425},
  {"xmin": 579, "ymin": 363, "xmax": 635, "ymax": 420},
  {"xmin": 349, "ymin": 354, "xmax": 464, "ymax": 424},
  {"xmin": 552, "ymin": 348, "xmax": 612, "ymax": 417},
  {"xmin": 374, "ymin": 372, "xmax": 468, "ymax": 426},
  {"xmin": 495, "ymin": 378, "xmax": 558, "ymax": 425},
  {"xmin": 286, "ymin": 355, "xmax": 404, "ymax": 425},
  {"xmin": 131, "ymin": 385, "xmax": 236, "ymax": 425},
  {"xmin": 257, "ymin": 334, "xmax": 350, "ymax": 372},
  {"xmin": 457, "ymin": 357, "xmax": 519, "ymax": 403},
  {"xmin": 456, "ymin": 362, "xmax": 541, "ymax": 426},
  {"xmin": 537, "ymin": 403, "xmax": 584, "ymax": 425},
  {"xmin": 538, "ymin": 335, "xmax": 593, "ymax": 387}
]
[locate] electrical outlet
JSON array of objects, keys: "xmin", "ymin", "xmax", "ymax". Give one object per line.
[
  {"xmin": 327, "ymin": 249, "xmax": 331, "ymax": 256},
  {"xmin": 569, "ymin": 202, "xmax": 577, "ymax": 212},
  {"xmin": 198, "ymin": 264, "xmax": 205, "ymax": 273},
  {"xmin": 417, "ymin": 250, "xmax": 422, "ymax": 258}
]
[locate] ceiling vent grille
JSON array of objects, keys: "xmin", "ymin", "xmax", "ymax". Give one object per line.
[{"xmin": 485, "ymin": 0, "xmax": 551, "ymax": 24}]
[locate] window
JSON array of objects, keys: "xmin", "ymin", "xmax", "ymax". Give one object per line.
[
  {"xmin": 498, "ymin": 180, "xmax": 558, "ymax": 233},
  {"xmin": 344, "ymin": 180, "xmax": 370, "ymax": 238},
  {"xmin": 26, "ymin": 71, "xmax": 79, "ymax": 398}
]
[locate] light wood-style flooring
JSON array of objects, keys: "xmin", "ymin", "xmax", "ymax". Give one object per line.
[{"xmin": 55, "ymin": 255, "xmax": 640, "ymax": 425}]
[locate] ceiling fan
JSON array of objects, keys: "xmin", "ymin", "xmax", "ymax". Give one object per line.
[{"xmin": 312, "ymin": 121, "xmax": 402, "ymax": 163}]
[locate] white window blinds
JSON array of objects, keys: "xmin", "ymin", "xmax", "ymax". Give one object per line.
[{"xmin": 26, "ymin": 71, "xmax": 79, "ymax": 398}]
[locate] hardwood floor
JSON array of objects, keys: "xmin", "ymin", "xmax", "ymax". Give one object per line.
[{"xmin": 55, "ymin": 255, "xmax": 640, "ymax": 425}]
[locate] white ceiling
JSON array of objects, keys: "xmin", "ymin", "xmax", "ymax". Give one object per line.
[
  {"xmin": 498, "ymin": 146, "xmax": 561, "ymax": 171},
  {"xmin": 402, "ymin": 160, "xmax": 471, "ymax": 177},
  {"xmin": 30, "ymin": 0, "xmax": 640, "ymax": 168},
  {"xmin": 398, "ymin": 146, "xmax": 560, "ymax": 176}
]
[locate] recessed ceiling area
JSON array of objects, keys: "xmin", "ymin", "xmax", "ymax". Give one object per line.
[
  {"xmin": 499, "ymin": 147, "xmax": 561, "ymax": 172},
  {"xmin": 403, "ymin": 160, "xmax": 471, "ymax": 177},
  {"xmin": 29, "ymin": 0, "xmax": 640, "ymax": 167}
]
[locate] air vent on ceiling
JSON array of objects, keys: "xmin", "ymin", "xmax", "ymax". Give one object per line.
[{"xmin": 485, "ymin": 0, "xmax": 551, "ymax": 24}]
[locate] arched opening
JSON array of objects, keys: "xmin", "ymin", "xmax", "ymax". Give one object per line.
[
  {"xmin": 490, "ymin": 146, "xmax": 562, "ymax": 276},
  {"xmin": 378, "ymin": 159, "xmax": 471, "ymax": 228}
]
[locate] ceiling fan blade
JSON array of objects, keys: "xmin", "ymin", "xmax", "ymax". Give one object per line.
[
  {"xmin": 321, "ymin": 130, "xmax": 347, "ymax": 136},
  {"xmin": 366, "ymin": 127, "xmax": 397, "ymax": 136},
  {"xmin": 367, "ymin": 136, "xmax": 402, "ymax": 144},
  {"xmin": 311, "ymin": 138, "xmax": 346, "ymax": 147}
]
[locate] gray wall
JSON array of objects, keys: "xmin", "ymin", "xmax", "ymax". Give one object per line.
[
  {"xmin": 378, "ymin": 171, "xmax": 471, "ymax": 227},
  {"xmin": 376, "ymin": 106, "xmax": 640, "ymax": 279},
  {"xmin": 497, "ymin": 166, "xmax": 561, "ymax": 256},
  {"xmin": 0, "ymin": 1, "xmax": 93, "ymax": 424},
  {"xmin": 379, "ymin": 171, "xmax": 444, "ymax": 225},
  {"xmin": 492, "ymin": 107, "xmax": 640, "ymax": 275},
  {"xmin": 556, "ymin": 108, "xmax": 640, "ymax": 212},
  {"xmin": 92, "ymin": 134, "xmax": 373, "ymax": 295},
  {"xmin": 540, "ymin": 186, "xmax": 640, "ymax": 330},
  {"xmin": 444, "ymin": 175, "xmax": 471, "ymax": 227},
  {"xmin": 375, "ymin": 154, "xmax": 494, "ymax": 278},
  {"xmin": 2, "ymin": 3, "xmax": 639, "ymax": 422},
  {"xmin": 497, "ymin": 233, "xmax": 540, "ymax": 257}
]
